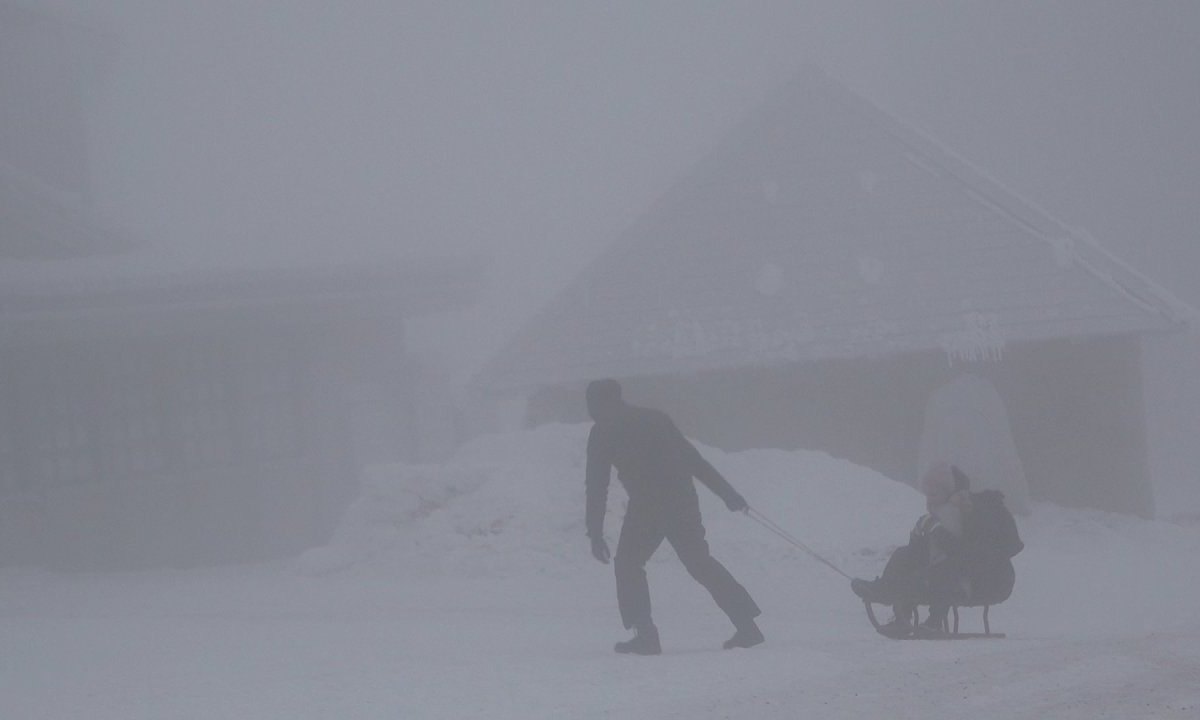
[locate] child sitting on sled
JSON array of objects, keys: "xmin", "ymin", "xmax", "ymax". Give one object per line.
[{"xmin": 851, "ymin": 462, "xmax": 974, "ymax": 638}]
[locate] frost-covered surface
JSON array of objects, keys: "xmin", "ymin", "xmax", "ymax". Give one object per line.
[
  {"xmin": 3, "ymin": 423, "xmax": 1199, "ymax": 719},
  {"xmin": 938, "ymin": 312, "xmax": 1006, "ymax": 366},
  {"xmin": 477, "ymin": 71, "xmax": 1184, "ymax": 392}
]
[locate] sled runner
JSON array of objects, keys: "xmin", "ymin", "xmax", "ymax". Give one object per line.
[{"xmin": 861, "ymin": 597, "xmax": 1006, "ymax": 639}]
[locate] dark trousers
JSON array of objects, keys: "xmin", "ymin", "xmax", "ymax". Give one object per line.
[
  {"xmin": 882, "ymin": 544, "xmax": 964, "ymax": 624},
  {"xmin": 613, "ymin": 501, "xmax": 760, "ymax": 630}
]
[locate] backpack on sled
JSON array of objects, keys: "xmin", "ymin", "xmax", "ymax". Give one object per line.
[{"xmin": 857, "ymin": 489, "xmax": 1023, "ymax": 639}]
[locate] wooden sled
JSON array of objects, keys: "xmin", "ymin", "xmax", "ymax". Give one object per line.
[{"xmin": 863, "ymin": 599, "xmax": 1006, "ymax": 639}]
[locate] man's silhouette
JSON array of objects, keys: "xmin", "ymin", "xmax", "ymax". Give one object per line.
[{"xmin": 584, "ymin": 379, "xmax": 763, "ymax": 654}]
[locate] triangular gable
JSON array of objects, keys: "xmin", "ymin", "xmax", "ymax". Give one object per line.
[{"xmin": 478, "ymin": 68, "xmax": 1193, "ymax": 391}]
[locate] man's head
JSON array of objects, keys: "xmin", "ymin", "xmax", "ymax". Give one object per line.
[{"xmin": 585, "ymin": 378, "xmax": 623, "ymax": 423}]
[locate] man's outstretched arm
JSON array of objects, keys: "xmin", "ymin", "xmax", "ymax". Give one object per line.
[
  {"xmin": 585, "ymin": 426, "xmax": 613, "ymax": 562},
  {"xmin": 678, "ymin": 431, "xmax": 747, "ymax": 511}
]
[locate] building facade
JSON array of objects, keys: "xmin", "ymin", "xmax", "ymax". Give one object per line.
[{"xmin": 477, "ymin": 68, "xmax": 1193, "ymax": 517}]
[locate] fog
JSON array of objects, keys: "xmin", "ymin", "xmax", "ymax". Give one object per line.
[
  {"xmin": 5, "ymin": 1, "xmax": 1199, "ymax": 550},
  {"xmin": 5, "ymin": 4, "xmax": 1200, "ymax": 714},
  {"xmin": 56, "ymin": 2, "xmax": 1200, "ymax": 366}
]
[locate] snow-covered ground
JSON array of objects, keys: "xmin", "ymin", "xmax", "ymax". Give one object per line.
[{"xmin": 3, "ymin": 423, "xmax": 1199, "ymax": 719}]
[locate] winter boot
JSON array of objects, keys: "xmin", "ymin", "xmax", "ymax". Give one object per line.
[
  {"xmin": 614, "ymin": 624, "xmax": 661, "ymax": 655},
  {"xmin": 915, "ymin": 609, "xmax": 949, "ymax": 637},
  {"xmin": 852, "ymin": 576, "xmax": 899, "ymax": 605},
  {"xmin": 876, "ymin": 615, "xmax": 914, "ymax": 639},
  {"xmin": 722, "ymin": 618, "xmax": 765, "ymax": 650},
  {"xmin": 851, "ymin": 577, "xmax": 881, "ymax": 602}
]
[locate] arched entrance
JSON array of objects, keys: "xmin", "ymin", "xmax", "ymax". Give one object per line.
[{"xmin": 918, "ymin": 374, "xmax": 1031, "ymax": 514}]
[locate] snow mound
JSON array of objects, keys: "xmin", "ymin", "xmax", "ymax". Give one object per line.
[
  {"xmin": 297, "ymin": 423, "xmax": 922, "ymax": 577},
  {"xmin": 295, "ymin": 422, "xmax": 1200, "ymax": 636}
]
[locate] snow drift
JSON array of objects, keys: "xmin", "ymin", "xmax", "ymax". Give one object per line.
[{"xmin": 299, "ymin": 423, "xmax": 1200, "ymax": 638}]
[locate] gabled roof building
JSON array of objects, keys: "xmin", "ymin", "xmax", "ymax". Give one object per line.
[{"xmin": 478, "ymin": 68, "xmax": 1194, "ymax": 517}]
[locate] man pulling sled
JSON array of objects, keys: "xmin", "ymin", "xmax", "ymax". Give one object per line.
[{"xmin": 581, "ymin": 380, "xmax": 1023, "ymax": 649}]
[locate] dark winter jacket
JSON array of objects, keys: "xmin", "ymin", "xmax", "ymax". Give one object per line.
[
  {"xmin": 962, "ymin": 489, "xmax": 1023, "ymax": 603},
  {"xmin": 585, "ymin": 403, "xmax": 742, "ymax": 539}
]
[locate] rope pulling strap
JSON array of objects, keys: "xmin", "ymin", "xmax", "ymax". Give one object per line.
[{"xmin": 743, "ymin": 506, "xmax": 852, "ymax": 580}]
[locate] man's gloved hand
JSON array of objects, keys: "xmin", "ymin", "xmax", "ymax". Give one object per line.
[
  {"xmin": 590, "ymin": 535, "xmax": 611, "ymax": 564},
  {"xmin": 725, "ymin": 491, "xmax": 749, "ymax": 513}
]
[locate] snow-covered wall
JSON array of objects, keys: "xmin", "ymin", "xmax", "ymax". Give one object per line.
[{"xmin": 1143, "ymin": 331, "xmax": 1200, "ymax": 518}]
